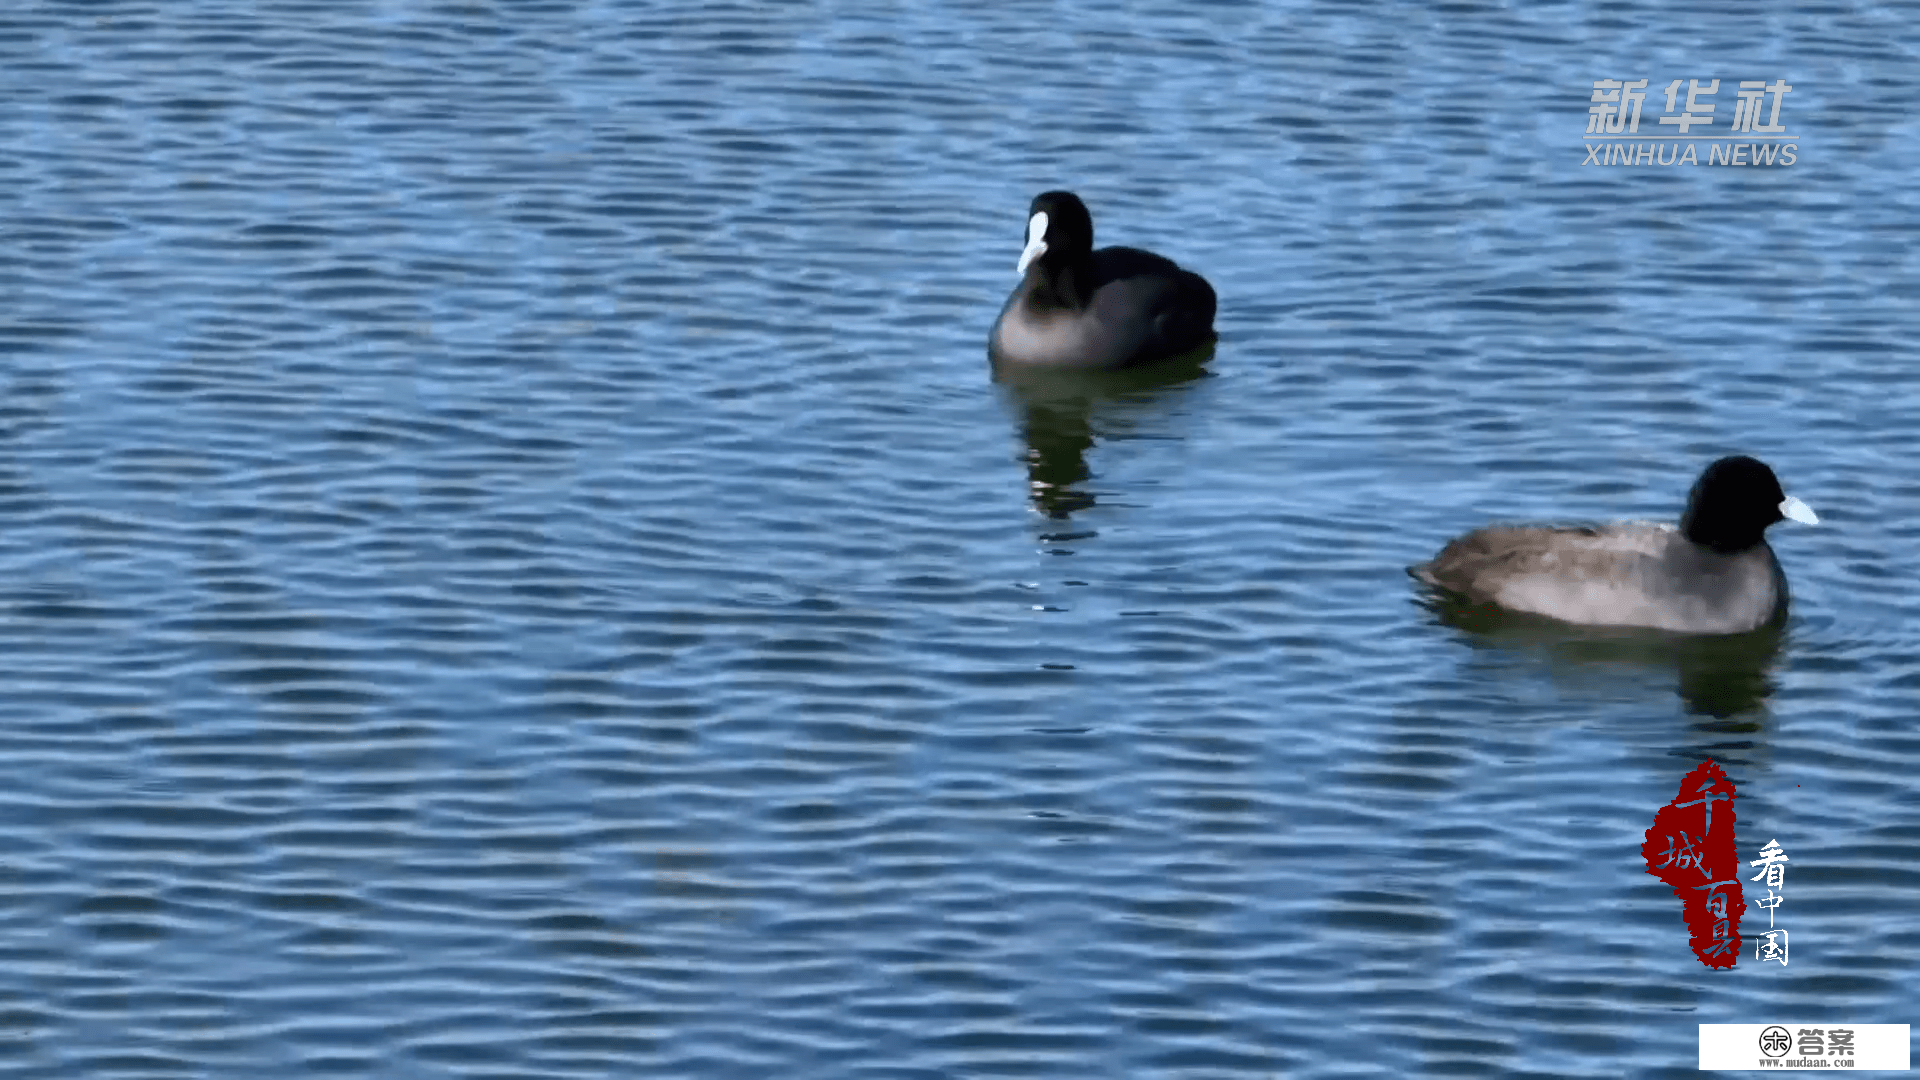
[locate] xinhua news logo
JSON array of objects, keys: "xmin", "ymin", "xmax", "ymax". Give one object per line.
[{"xmin": 1584, "ymin": 79, "xmax": 1797, "ymax": 167}]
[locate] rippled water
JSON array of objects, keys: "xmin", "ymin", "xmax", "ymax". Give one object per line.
[{"xmin": 4, "ymin": 1, "xmax": 1919, "ymax": 1076}]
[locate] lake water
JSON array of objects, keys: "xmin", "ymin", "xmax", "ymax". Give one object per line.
[{"xmin": 4, "ymin": 1, "xmax": 1919, "ymax": 1076}]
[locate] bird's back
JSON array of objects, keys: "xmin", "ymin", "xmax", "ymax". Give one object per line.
[
  {"xmin": 1411, "ymin": 522, "xmax": 1782, "ymax": 633},
  {"xmin": 1086, "ymin": 247, "xmax": 1216, "ymax": 364}
]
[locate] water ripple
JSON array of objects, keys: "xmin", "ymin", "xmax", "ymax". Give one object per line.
[{"xmin": 1, "ymin": 1, "xmax": 1917, "ymax": 1077}]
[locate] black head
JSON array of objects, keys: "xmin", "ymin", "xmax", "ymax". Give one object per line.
[
  {"xmin": 1016, "ymin": 191, "xmax": 1095, "ymax": 274},
  {"xmin": 1679, "ymin": 455, "xmax": 1817, "ymax": 553}
]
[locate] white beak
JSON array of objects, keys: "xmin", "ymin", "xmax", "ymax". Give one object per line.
[
  {"xmin": 1016, "ymin": 211, "xmax": 1049, "ymax": 275},
  {"xmin": 1779, "ymin": 495, "xmax": 1819, "ymax": 525}
]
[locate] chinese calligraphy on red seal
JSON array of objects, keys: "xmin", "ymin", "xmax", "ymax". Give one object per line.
[{"xmin": 1641, "ymin": 761, "xmax": 1745, "ymax": 968}]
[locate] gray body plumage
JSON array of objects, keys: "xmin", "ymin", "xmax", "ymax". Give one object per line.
[{"xmin": 1410, "ymin": 521, "xmax": 1788, "ymax": 634}]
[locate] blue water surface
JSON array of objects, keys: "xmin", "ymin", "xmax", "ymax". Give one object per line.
[{"xmin": 2, "ymin": 1, "xmax": 1918, "ymax": 1076}]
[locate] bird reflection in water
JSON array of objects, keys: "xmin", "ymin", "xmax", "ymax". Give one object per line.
[
  {"xmin": 992, "ymin": 347, "xmax": 1213, "ymax": 521},
  {"xmin": 1418, "ymin": 591, "xmax": 1787, "ymax": 721}
]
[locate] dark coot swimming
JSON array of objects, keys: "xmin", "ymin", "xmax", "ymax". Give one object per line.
[{"xmin": 988, "ymin": 191, "xmax": 1216, "ymax": 369}]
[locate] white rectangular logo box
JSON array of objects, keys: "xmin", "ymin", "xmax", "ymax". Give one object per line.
[{"xmin": 1700, "ymin": 1024, "xmax": 1910, "ymax": 1071}]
